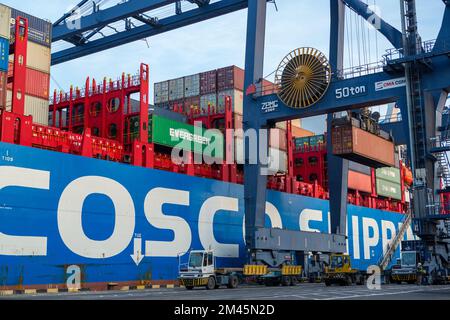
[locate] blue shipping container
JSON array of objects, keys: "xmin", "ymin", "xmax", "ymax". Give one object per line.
[{"xmin": 0, "ymin": 37, "xmax": 8, "ymax": 72}]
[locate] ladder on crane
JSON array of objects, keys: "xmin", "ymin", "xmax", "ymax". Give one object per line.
[
  {"xmin": 430, "ymin": 134, "xmax": 450, "ymax": 191},
  {"xmin": 377, "ymin": 211, "xmax": 413, "ymax": 271}
]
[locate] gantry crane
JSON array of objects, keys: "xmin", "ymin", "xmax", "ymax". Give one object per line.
[{"xmin": 51, "ymin": 0, "xmax": 450, "ymax": 283}]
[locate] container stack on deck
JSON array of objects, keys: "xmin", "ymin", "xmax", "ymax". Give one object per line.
[
  {"xmin": 0, "ymin": 5, "xmax": 9, "ymax": 110},
  {"xmin": 154, "ymin": 66, "xmax": 304, "ymax": 177},
  {"xmin": 293, "ymin": 134, "xmax": 411, "ymax": 212},
  {"xmin": 5, "ymin": 6, "xmax": 51, "ymax": 125}
]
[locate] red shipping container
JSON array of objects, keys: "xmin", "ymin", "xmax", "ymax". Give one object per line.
[
  {"xmin": 7, "ymin": 62, "xmax": 50, "ymax": 99},
  {"xmin": 262, "ymin": 79, "xmax": 276, "ymax": 95},
  {"xmin": 348, "ymin": 170, "xmax": 372, "ymax": 193},
  {"xmin": 217, "ymin": 66, "xmax": 245, "ymax": 91},
  {"xmin": 200, "ymin": 70, "xmax": 217, "ymax": 95},
  {"xmin": 332, "ymin": 125, "xmax": 395, "ymax": 167}
]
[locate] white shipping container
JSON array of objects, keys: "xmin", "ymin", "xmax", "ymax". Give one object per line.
[
  {"xmin": 0, "ymin": 5, "xmax": 11, "ymax": 39},
  {"xmin": 234, "ymin": 138, "xmax": 287, "ymax": 174},
  {"xmin": 5, "ymin": 88, "xmax": 10, "ymax": 110},
  {"xmin": 292, "ymin": 119, "xmax": 302, "ymax": 128},
  {"xmin": 184, "ymin": 74, "xmax": 200, "ymax": 98},
  {"xmin": 6, "ymin": 89, "xmax": 49, "ymax": 125},
  {"xmin": 405, "ymin": 189, "xmax": 410, "ymax": 203},
  {"xmin": 200, "ymin": 94, "xmax": 217, "ymax": 111},
  {"xmin": 217, "ymin": 89, "xmax": 243, "ymax": 114},
  {"xmin": 9, "ymin": 41, "xmax": 51, "ymax": 73},
  {"xmin": 275, "ymin": 121, "xmax": 287, "ymax": 130},
  {"xmin": 154, "ymin": 81, "xmax": 169, "ymax": 104},
  {"xmin": 169, "ymin": 77, "xmax": 184, "ymax": 101}
]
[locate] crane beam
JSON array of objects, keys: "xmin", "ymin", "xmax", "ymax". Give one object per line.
[
  {"xmin": 52, "ymin": 0, "xmax": 177, "ymax": 42},
  {"xmin": 51, "ymin": 0, "xmax": 250, "ymax": 65}
]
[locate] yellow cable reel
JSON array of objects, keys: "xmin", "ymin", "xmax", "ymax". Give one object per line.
[{"xmin": 275, "ymin": 47, "xmax": 331, "ymax": 109}]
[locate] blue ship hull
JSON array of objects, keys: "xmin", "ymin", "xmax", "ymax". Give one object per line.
[{"xmin": 0, "ymin": 142, "xmax": 413, "ymax": 287}]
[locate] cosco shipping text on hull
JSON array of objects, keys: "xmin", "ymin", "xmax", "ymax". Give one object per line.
[{"xmin": 0, "ymin": 142, "xmax": 415, "ymax": 288}]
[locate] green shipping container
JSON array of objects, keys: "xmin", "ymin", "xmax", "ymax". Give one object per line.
[
  {"xmin": 150, "ymin": 115, "xmax": 224, "ymax": 159},
  {"xmin": 309, "ymin": 135, "xmax": 325, "ymax": 147},
  {"xmin": 376, "ymin": 167, "xmax": 401, "ymax": 184},
  {"xmin": 294, "ymin": 137, "xmax": 310, "ymax": 148},
  {"xmin": 376, "ymin": 178, "xmax": 402, "ymax": 200}
]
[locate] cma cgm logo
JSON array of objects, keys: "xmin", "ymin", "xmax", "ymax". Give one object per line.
[
  {"xmin": 261, "ymin": 100, "xmax": 279, "ymax": 113},
  {"xmin": 375, "ymin": 77, "xmax": 406, "ymax": 91},
  {"xmin": 0, "ymin": 166, "xmax": 414, "ymax": 265}
]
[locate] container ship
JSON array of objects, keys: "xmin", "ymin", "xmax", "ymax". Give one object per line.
[{"xmin": 0, "ymin": 5, "xmax": 416, "ymax": 290}]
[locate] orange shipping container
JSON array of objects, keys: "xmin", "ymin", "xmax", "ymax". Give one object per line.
[
  {"xmin": 332, "ymin": 125, "xmax": 395, "ymax": 167},
  {"xmin": 7, "ymin": 62, "xmax": 50, "ymax": 99},
  {"xmin": 348, "ymin": 170, "xmax": 372, "ymax": 193},
  {"xmin": 292, "ymin": 125, "xmax": 314, "ymax": 138},
  {"xmin": 262, "ymin": 79, "xmax": 276, "ymax": 95}
]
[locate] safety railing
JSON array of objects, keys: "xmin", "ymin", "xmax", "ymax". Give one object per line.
[
  {"xmin": 383, "ymin": 37, "xmax": 450, "ymax": 63},
  {"xmin": 429, "ymin": 133, "xmax": 450, "ymax": 148},
  {"xmin": 429, "ymin": 134, "xmax": 450, "ymax": 188},
  {"xmin": 335, "ymin": 61, "xmax": 384, "ymax": 79},
  {"xmin": 51, "ymin": 72, "xmax": 142, "ymax": 104},
  {"xmin": 426, "ymin": 202, "xmax": 450, "ymax": 217},
  {"xmin": 379, "ymin": 113, "xmax": 403, "ymax": 124}
]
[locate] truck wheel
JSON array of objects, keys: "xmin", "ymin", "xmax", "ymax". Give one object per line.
[
  {"xmin": 227, "ymin": 275, "xmax": 239, "ymax": 289},
  {"xmin": 281, "ymin": 276, "xmax": 291, "ymax": 286},
  {"xmin": 347, "ymin": 276, "xmax": 353, "ymax": 286},
  {"xmin": 290, "ymin": 276, "xmax": 297, "ymax": 286},
  {"xmin": 340, "ymin": 276, "xmax": 351, "ymax": 286},
  {"xmin": 186, "ymin": 286, "xmax": 194, "ymax": 290},
  {"xmin": 325, "ymin": 280, "xmax": 331, "ymax": 287},
  {"xmin": 206, "ymin": 277, "xmax": 216, "ymax": 290}
]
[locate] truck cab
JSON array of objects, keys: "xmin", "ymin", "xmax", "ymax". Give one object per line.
[
  {"xmin": 178, "ymin": 250, "xmax": 216, "ymax": 290},
  {"xmin": 390, "ymin": 251, "xmax": 419, "ymax": 284},
  {"xmin": 178, "ymin": 250, "xmax": 239, "ymax": 290},
  {"xmin": 324, "ymin": 254, "xmax": 365, "ymax": 286},
  {"xmin": 187, "ymin": 250, "xmax": 215, "ymax": 275}
]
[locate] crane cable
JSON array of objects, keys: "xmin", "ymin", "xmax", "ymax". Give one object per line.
[
  {"xmin": 373, "ymin": 0, "xmax": 379, "ymax": 62},
  {"xmin": 345, "ymin": 7, "xmax": 354, "ymax": 73},
  {"xmin": 354, "ymin": 10, "xmax": 362, "ymax": 70}
]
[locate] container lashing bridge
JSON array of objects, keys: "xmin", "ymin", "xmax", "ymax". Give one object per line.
[{"xmin": 50, "ymin": 0, "xmax": 450, "ymax": 282}]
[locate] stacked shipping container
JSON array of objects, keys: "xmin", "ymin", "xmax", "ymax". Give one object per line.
[
  {"xmin": 5, "ymin": 6, "xmax": 52, "ymax": 125},
  {"xmin": 294, "ymin": 133, "xmax": 407, "ymax": 208},
  {"xmin": 154, "ymin": 65, "xmax": 294, "ymax": 174},
  {"xmin": 0, "ymin": 4, "xmax": 9, "ymax": 110},
  {"xmin": 154, "ymin": 81, "xmax": 169, "ymax": 104},
  {"xmin": 375, "ymin": 167, "xmax": 402, "ymax": 200}
]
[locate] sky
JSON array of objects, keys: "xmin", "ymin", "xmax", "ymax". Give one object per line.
[{"xmin": 2, "ymin": 0, "xmax": 446, "ymax": 133}]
